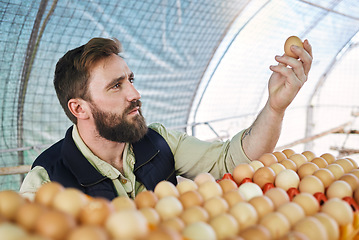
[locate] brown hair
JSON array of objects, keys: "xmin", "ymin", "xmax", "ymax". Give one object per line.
[{"xmin": 54, "ymin": 37, "xmax": 122, "ymax": 124}]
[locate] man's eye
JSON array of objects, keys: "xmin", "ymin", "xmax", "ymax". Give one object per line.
[
  {"xmin": 113, "ymin": 83, "xmax": 121, "ymax": 89},
  {"xmin": 129, "ymin": 78, "xmax": 134, "ymax": 84}
]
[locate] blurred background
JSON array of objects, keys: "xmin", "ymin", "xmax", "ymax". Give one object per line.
[{"xmin": 1, "ymin": 0, "xmax": 359, "ymax": 191}]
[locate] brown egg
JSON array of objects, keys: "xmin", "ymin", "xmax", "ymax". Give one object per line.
[
  {"xmin": 298, "ymin": 175, "xmax": 324, "ymax": 194},
  {"xmin": 35, "ymin": 182, "xmax": 64, "ymax": 207},
  {"xmin": 258, "ymin": 153, "xmax": 278, "ymax": 166},
  {"xmin": 178, "ymin": 190, "xmax": 203, "ymax": 209},
  {"xmin": 289, "ymin": 153, "xmax": 308, "ymax": 168},
  {"xmin": 277, "ymin": 202, "xmax": 305, "ymax": 226},
  {"xmin": 293, "ymin": 216, "xmax": 327, "ymax": 240},
  {"xmin": 180, "ymin": 205, "xmax": 209, "ymax": 225},
  {"xmin": 209, "ymin": 213, "xmax": 240, "ymax": 239},
  {"xmin": 35, "ymin": 209, "xmax": 76, "ymax": 240},
  {"xmin": 292, "ymin": 193, "xmax": 319, "ymax": 216},
  {"xmin": 284, "ymin": 36, "xmax": 303, "ymax": 58},
  {"xmin": 21, "ymin": 235, "xmax": 51, "ymax": 240},
  {"xmin": 313, "ymin": 212, "xmax": 339, "ymax": 240},
  {"xmin": 282, "ymin": 149, "xmax": 296, "ymax": 158},
  {"xmin": 155, "ymin": 196, "xmax": 183, "ymax": 221},
  {"xmin": 154, "ymin": 180, "xmax": 179, "ymax": 198},
  {"xmin": 176, "ymin": 179, "xmax": 198, "ymax": 194},
  {"xmin": 229, "ymin": 202, "xmax": 258, "ymax": 230},
  {"xmin": 339, "ymin": 173, "xmax": 359, "ymax": 191},
  {"xmin": 313, "ymin": 168, "xmax": 335, "ymax": 188},
  {"xmin": 134, "ymin": 190, "xmax": 158, "ymax": 208},
  {"xmin": 112, "ymin": 196, "xmax": 137, "ymax": 211},
  {"xmin": 310, "ymin": 157, "xmax": 328, "ymax": 168},
  {"xmin": 280, "ymin": 159, "xmax": 298, "ymax": 171},
  {"xmin": 15, "ymin": 202, "xmax": 46, "ymax": 232},
  {"xmin": 302, "ymin": 150, "xmax": 316, "ymax": 161},
  {"xmin": 193, "ymin": 172, "xmax": 215, "ymax": 186},
  {"xmin": 297, "ymin": 162, "xmax": 319, "ymax": 179},
  {"xmin": 354, "ymin": 187, "xmax": 359, "ymax": 206},
  {"xmin": 351, "ymin": 168, "xmax": 359, "ymax": 179},
  {"xmin": 275, "ymin": 169, "xmax": 300, "ymax": 191},
  {"xmin": 105, "ymin": 209, "xmax": 148, "ymax": 239},
  {"xmin": 79, "ymin": 197, "xmax": 114, "ymax": 226},
  {"xmin": 146, "ymin": 226, "xmax": 182, "ymax": 240},
  {"xmin": 52, "ymin": 188, "xmax": 88, "ymax": 219},
  {"xmin": 239, "ymin": 224, "xmax": 271, "ymax": 240},
  {"xmin": 321, "ymin": 198, "xmax": 353, "ymax": 226},
  {"xmin": 232, "ymin": 163, "xmax": 255, "ymax": 185},
  {"xmin": 326, "ymin": 163, "xmax": 345, "ymax": 180},
  {"xmin": 273, "ymin": 151, "xmax": 287, "ymax": 162},
  {"xmin": 160, "ymin": 217, "xmax": 185, "ymax": 233},
  {"xmin": 252, "ymin": 167, "xmax": 276, "ymax": 189},
  {"xmin": 334, "ymin": 158, "xmax": 355, "ymax": 173},
  {"xmin": 248, "ymin": 195, "xmax": 274, "ymax": 219},
  {"xmin": 223, "ymin": 190, "xmax": 245, "ymax": 207},
  {"xmin": 198, "ymin": 181, "xmax": 223, "ymax": 201},
  {"xmin": 218, "ymin": 179, "xmax": 238, "ymax": 193},
  {"xmin": 269, "ymin": 163, "xmax": 286, "ymax": 175},
  {"xmin": 320, "ymin": 153, "xmax": 336, "ymax": 164},
  {"xmin": 203, "ymin": 196, "xmax": 229, "ymax": 219},
  {"xmin": 259, "ymin": 212, "xmax": 290, "ymax": 239},
  {"xmin": 346, "ymin": 157, "xmax": 359, "ymax": 168},
  {"xmin": 0, "ymin": 222, "xmax": 28, "ymax": 239},
  {"xmin": 280, "ymin": 231, "xmax": 310, "ymax": 240},
  {"xmin": 66, "ymin": 225, "xmax": 109, "ymax": 240},
  {"xmin": 326, "ymin": 180, "xmax": 352, "ymax": 199},
  {"xmin": 182, "ymin": 222, "xmax": 216, "ymax": 240},
  {"xmin": 265, "ymin": 187, "xmax": 289, "ymax": 209},
  {"xmin": 249, "ymin": 160, "xmax": 265, "ymax": 171},
  {"xmin": 139, "ymin": 207, "xmax": 160, "ymax": 227},
  {"xmin": 0, "ymin": 190, "xmax": 26, "ymax": 221},
  {"xmin": 0, "ymin": 215, "xmax": 6, "ymax": 224}
]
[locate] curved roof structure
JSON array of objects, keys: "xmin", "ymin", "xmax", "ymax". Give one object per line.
[{"xmin": 1, "ymin": 0, "xmax": 359, "ymax": 189}]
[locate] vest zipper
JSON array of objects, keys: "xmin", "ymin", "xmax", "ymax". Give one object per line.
[
  {"xmin": 166, "ymin": 169, "xmax": 176, "ymax": 180},
  {"xmin": 80, "ymin": 175, "xmax": 109, "ymax": 187}
]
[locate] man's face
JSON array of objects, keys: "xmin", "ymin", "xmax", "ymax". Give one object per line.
[{"xmin": 86, "ymin": 54, "xmax": 147, "ymax": 143}]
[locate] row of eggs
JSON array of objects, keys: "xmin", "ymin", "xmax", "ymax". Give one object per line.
[{"xmin": 0, "ymin": 149, "xmax": 358, "ymax": 240}]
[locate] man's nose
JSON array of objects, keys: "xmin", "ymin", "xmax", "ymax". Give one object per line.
[{"xmin": 127, "ymin": 83, "xmax": 141, "ymax": 102}]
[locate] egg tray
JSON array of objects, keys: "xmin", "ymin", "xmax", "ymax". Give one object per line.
[{"xmin": 1, "ymin": 149, "xmax": 359, "ymax": 239}]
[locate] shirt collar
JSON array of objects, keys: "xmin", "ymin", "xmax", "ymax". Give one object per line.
[{"xmin": 71, "ymin": 125, "xmax": 123, "ymax": 180}]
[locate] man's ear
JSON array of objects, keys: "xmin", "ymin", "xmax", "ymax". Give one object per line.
[{"xmin": 68, "ymin": 98, "xmax": 90, "ymax": 120}]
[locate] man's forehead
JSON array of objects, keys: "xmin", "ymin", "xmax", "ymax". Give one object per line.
[{"xmin": 90, "ymin": 54, "xmax": 131, "ymax": 78}]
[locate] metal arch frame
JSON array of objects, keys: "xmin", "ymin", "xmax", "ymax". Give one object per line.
[{"xmin": 187, "ymin": 0, "xmax": 271, "ymax": 137}]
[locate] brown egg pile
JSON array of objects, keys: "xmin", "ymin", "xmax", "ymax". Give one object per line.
[{"xmin": 0, "ymin": 149, "xmax": 359, "ymax": 240}]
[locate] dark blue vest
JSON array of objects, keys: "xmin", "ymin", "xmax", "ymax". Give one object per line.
[{"xmin": 32, "ymin": 126, "xmax": 177, "ymax": 200}]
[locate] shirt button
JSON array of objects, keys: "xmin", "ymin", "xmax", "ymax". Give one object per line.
[{"xmin": 121, "ymin": 179, "xmax": 128, "ymax": 184}]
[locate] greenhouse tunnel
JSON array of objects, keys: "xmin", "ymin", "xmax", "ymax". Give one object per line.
[{"xmin": 1, "ymin": 0, "xmax": 359, "ymax": 192}]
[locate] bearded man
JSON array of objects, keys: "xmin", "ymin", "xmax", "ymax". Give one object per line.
[{"xmin": 20, "ymin": 37, "xmax": 312, "ymax": 200}]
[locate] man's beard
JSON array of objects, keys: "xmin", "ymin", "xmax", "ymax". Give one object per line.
[{"xmin": 90, "ymin": 100, "xmax": 148, "ymax": 143}]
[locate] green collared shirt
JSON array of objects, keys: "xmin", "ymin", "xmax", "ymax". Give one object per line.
[{"xmin": 19, "ymin": 123, "xmax": 250, "ymax": 200}]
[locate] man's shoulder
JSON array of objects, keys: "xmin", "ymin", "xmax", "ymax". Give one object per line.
[
  {"xmin": 147, "ymin": 122, "xmax": 169, "ymax": 136},
  {"xmin": 34, "ymin": 126, "xmax": 73, "ymax": 166},
  {"xmin": 33, "ymin": 139, "xmax": 65, "ymax": 168}
]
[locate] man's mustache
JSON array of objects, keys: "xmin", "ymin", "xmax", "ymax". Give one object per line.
[{"xmin": 126, "ymin": 100, "xmax": 142, "ymax": 114}]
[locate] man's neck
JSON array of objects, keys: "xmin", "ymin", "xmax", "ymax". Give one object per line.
[{"xmin": 76, "ymin": 123, "xmax": 126, "ymax": 174}]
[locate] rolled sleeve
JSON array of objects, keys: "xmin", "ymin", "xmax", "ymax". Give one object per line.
[
  {"xmin": 19, "ymin": 166, "xmax": 50, "ymax": 201},
  {"xmin": 226, "ymin": 129, "xmax": 252, "ymax": 172},
  {"xmin": 149, "ymin": 123, "xmax": 251, "ymax": 180}
]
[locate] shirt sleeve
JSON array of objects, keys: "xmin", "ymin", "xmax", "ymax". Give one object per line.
[
  {"xmin": 149, "ymin": 123, "xmax": 251, "ymax": 180},
  {"xmin": 18, "ymin": 166, "xmax": 51, "ymax": 201}
]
